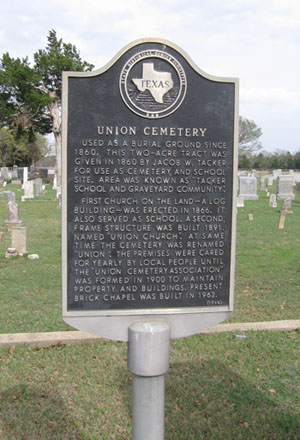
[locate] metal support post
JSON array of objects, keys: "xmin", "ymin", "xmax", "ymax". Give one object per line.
[{"xmin": 128, "ymin": 321, "xmax": 170, "ymax": 440}]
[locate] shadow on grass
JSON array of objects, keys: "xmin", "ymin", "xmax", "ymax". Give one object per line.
[
  {"xmin": 163, "ymin": 359, "xmax": 300, "ymax": 440},
  {"xmin": 0, "ymin": 385, "xmax": 83, "ymax": 440}
]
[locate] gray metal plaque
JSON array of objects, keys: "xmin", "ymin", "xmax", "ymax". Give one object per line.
[{"xmin": 62, "ymin": 39, "xmax": 239, "ymax": 340}]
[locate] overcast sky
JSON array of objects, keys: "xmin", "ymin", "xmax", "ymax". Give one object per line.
[{"xmin": 1, "ymin": 0, "xmax": 300, "ymax": 153}]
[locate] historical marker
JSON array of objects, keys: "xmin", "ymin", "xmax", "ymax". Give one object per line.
[{"xmin": 62, "ymin": 39, "xmax": 239, "ymax": 340}]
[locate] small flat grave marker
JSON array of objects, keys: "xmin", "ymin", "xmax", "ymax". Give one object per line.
[{"xmin": 278, "ymin": 210, "xmax": 286, "ymax": 229}]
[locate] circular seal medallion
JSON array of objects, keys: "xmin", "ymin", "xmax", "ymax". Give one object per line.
[{"xmin": 120, "ymin": 50, "xmax": 187, "ymax": 119}]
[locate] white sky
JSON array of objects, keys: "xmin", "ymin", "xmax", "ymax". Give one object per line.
[{"xmin": 1, "ymin": 0, "xmax": 300, "ymax": 153}]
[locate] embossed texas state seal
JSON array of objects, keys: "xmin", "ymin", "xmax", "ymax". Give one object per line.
[{"xmin": 120, "ymin": 50, "xmax": 187, "ymax": 119}]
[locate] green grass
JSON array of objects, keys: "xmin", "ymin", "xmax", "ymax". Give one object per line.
[
  {"xmin": 0, "ymin": 183, "xmax": 300, "ymax": 439},
  {"xmin": 0, "ymin": 183, "xmax": 299, "ymax": 333},
  {"xmin": 0, "ymin": 331, "xmax": 299, "ymax": 439},
  {"xmin": 232, "ymin": 186, "xmax": 300, "ymax": 323},
  {"xmin": 0, "ymin": 184, "xmax": 66, "ymax": 333}
]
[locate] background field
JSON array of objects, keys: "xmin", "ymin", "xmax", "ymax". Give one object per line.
[{"xmin": 0, "ymin": 182, "xmax": 299, "ymax": 439}]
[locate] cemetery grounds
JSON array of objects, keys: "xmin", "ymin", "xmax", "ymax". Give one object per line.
[{"xmin": 0, "ymin": 182, "xmax": 299, "ymax": 439}]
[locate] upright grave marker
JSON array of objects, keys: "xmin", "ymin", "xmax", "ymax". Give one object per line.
[
  {"xmin": 62, "ymin": 39, "xmax": 239, "ymax": 341},
  {"xmin": 24, "ymin": 181, "xmax": 34, "ymax": 199},
  {"xmin": 277, "ymin": 175, "xmax": 295, "ymax": 201},
  {"xmin": 34, "ymin": 178, "xmax": 43, "ymax": 196},
  {"xmin": 238, "ymin": 175, "xmax": 259, "ymax": 200}
]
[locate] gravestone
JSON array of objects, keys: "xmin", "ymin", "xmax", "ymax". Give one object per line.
[
  {"xmin": 11, "ymin": 227, "xmax": 26, "ymax": 255},
  {"xmin": 12, "ymin": 165, "xmax": 18, "ymax": 179},
  {"xmin": 267, "ymin": 175, "xmax": 274, "ymax": 186},
  {"xmin": 5, "ymin": 247, "xmax": 18, "ymax": 258},
  {"xmin": 4, "ymin": 201, "xmax": 22, "ymax": 228},
  {"xmin": 62, "ymin": 38, "xmax": 239, "ymax": 341},
  {"xmin": 238, "ymin": 176, "xmax": 259, "ymax": 200},
  {"xmin": 278, "ymin": 210, "xmax": 286, "ymax": 229},
  {"xmin": 1, "ymin": 167, "xmax": 9, "ymax": 180},
  {"xmin": 276, "ymin": 175, "xmax": 295, "ymax": 200},
  {"xmin": 269, "ymin": 194, "xmax": 277, "ymax": 208},
  {"xmin": 282, "ymin": 198, "xmax": 292, "ymax": 212},
  {"xmin": 7, "ymin": 191, "xmax": 15, "ymax": 203},
  {"xmin": 56, "ymin": 186, "xmax": 61, "ymax": 200},
  {"xmin": 24, "ymin": 180, "xmax": 34, "ymax": 199},
  {"xmin": 260, "ymin": 178, "xmax": 266, "ymax": 191},
  {"xmin": 22, "ymin": 167, "xmax": 28, "ymax": 189},
  {"xmin": 53, "ymin": 174, "xmax": 57, "ymax": 190},
  {"xmin": 236, "ymin": 196, "xmax": 244, "ymax": 207},
  {"xmin": 34, "ymin": 178, "xmax": 43, "ymax": 196},
  {"xmin": 292, "ymin": 172, "xmax": 300, "ymax": 185},
  {"xmin": 273, "ymin": 169, "xmax": 282, "ymax": 179}
]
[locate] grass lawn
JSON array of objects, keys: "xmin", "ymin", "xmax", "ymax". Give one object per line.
[
  {"xmin": 0, "ymin": 182, "xmax": 299, "ymax": 439},
  {"xmin": 0, "ymin": 331, "xmax": 299, "ymax": 439},
  {"xmin": 0, "ymin": 182, "xmax": 299, "ymax": 333},
  {"xmin": 232, "ymin": 185, "xmax": 300, "ymax": 323}
]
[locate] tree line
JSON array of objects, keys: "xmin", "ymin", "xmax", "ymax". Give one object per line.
[
  {"xmin": 1, "ymin": 30, "xmax": 299, "ymax": 178},
  {"xmin": 239, "ymin": 149, "xmax": 300, "ymax": 170}
]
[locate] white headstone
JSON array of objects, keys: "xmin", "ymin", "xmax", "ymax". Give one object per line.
[
  {"xmin": 292, "ymin": 172, "xmax": 300, "ymax": 185},
  {"xmin": 22, "ymin": 167, "xmax": 28, "ymax": 189},
  {"xmin": 4, "ymin": 201, "xmax": 22, "ymax": 227},
  {"xmin": 53, "ymin": 174, "xmax": 57, "ymax": 190},
  {"xmin": 56, "ymin": 186, "xmax": 61, "ymax": 199},
  {"xmin": 11, "ymin": 226, "xmax": 26, "ymax": 255},
  {"xmin": 269, "ymin": 194, "xmax": 277, "ymax": 208},
  {"xmin": 276, "ymin": 175, "xmax": 295, "ymax": 201},
  {"xmin": 273, "ymin": 169, "xmax": 282, "ymax": 178},
  {"xmin": 236, "ymin": 196, "xmax": 244, "ymax": 207},
  {"xmin": 24, "ymin": 180, "xmax": 34, "ymax": 199},
  {"xmin": 238, "ymin": 176, "xmax": 259, "ymax": 200},
  {"xmin": 268, "ymin": 175, "xmax": 274, "ymax": 186},
  {"xmin": 1, "ymin": 167, "xmax": 9, "ymax": 180}
]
